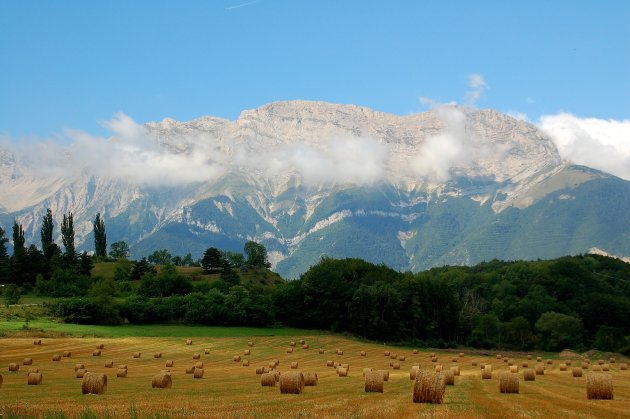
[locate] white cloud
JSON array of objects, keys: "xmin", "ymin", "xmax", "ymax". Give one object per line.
[
  {"xmin": 539, "ymin": 113, "xmax": 630, "ymax": 180},
  {"xmin": 464, "ymin": 73, "xmax": 488, "ymax": 106}
]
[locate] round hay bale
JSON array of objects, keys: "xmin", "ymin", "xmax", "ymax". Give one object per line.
[
  {"xmin": 499, "ymin": 372, "xmax": 519, "ymax": 393},
  {"xmin": 360, "ymin": 351, "xmax": 366, "ymax": 357},
  {"xmin": 76, "ymin": 369, "xmax": 88, "ymax": 378},
  {"xmin": 244, "ymin": 349, "xmax": 250, "ymax": 355},
  {"xmin": 592, "ymin": 365, "xmax": 603, "ymax": 372},
  {"xmin": 326, "ymin": 360, "xmax": 334, "ymax": 367},
  {"xmin": 105, "ymin": 361, "xmax": 114, "ymax": 368},
  {"xmin": 509, "ymin": 365, "xmax": 519, "ymax": 373},
  {"xmin": 484, "ymin": 364, "xmax": 493, "ymax": 372},
  {"xmin": 586, "ymin": 373, "xmax": 613, "ymax": 400},
  {"xmin": 602, "ymin": 364, "xmax": 610, "ymax": 372},
  {"xmin": 165, "ymin": 360, "xmax": 174, "ymax": 367},
  {"xmin": 33, "ymin": 339, "xmax": 42, "ymax": 345},
  {"xmin": 204, "ymin": 349, "xmax": 210, "ymax": 355},
  {"xmin": 287, "ymin": 347, "xmax": 293, "ymax": 353},
  {"xmin": 430, "ymin": 353, "xmax": 435, "ymax": 357},
  {"xmin": 273, "ymin": 359, "xmax": 280, "ymax": 367},
  {"xmin": 337, "ymin": 349, "xmax": 344, "ymax": 356},
  {"xmin": 290, "ymin": 341, "xmax": 296, "ymax": 347},
  {"xmin": 341, "ymin": 363, "xmax": 349, "ymax": 370},
  {"xmin": 74, "ymin": 363, "xmax": 85, "ymax": 371},
  {"xmin": 379, "ymin": 370, "xmax": 390, "ymax": 381},
  {"xmin": 559, "ymin": 363, "xmax": 567, "ymax": 371},
  {"xmin": 81, "ymin": 372, "xmax": 107, "ymax": 394},
  {"xmin": 620, "ymin": 363, "xmax": 627, "ymax": 370},
  {"xmin": 444, "ymin": 370, "xmax": 455, "ymax": 385},
  {"xmin": 392, "ymin": 362, "xmax": 400, "ymax": 370},
  {"xmin": 389, "ymin": 361, "xmax": 394, "ymax": 367},
  {"xmin": 255, "ymin": 366, "xmax": 266, "ymax": 374},
  {"xmin": 279, "ymin": 371, "xmax": 304, "ymax": 394},
  {"xmin": 242, "ymin": 360, "xmax": 249, "ymax": 367},
  {"xmin": 290, "ymin": 362, "xmax": 298, "ymax": 369},
  {"xmin": 431, "ymin": 357, "xmax": 438, "ymax": 363},
  {"xmin": 471, "ymin": 361, "xmax": 478, "ymax": 367},
  {"xmin": 333, "ymin": 361, "xmax": 339, "ymax": 368},
  {"xmin": 193, "ymin": 368, "xmax": 204, "ymax": 379},
  {"xmin": 27, "ymin": 367, "xmax": 39, "ymax": 374},
  {"xmin": 185, "ymin": 366, "xmax": 195, "ymax": 374},
  {"xmin": 412, "ymin": 371, "xmax": 445, "ymax": 404},
  {"xmin": 273, "ymin": 371, "xmax": 281, "ymax": 382},
  {"xmin": 527, "ymin": 355, "xmax": 532, "ymax": 360},
  {"xmin": 496, "ymin": 354, "xmax": 502, "ymax": 360},
  {"xmin": 27, "ymin": 372, "xmax": 43, "ymax": 385},
  {"xmin": 597, "ymin": 359, "xmax": 605, "ymax": 365},
  {"xmin": 92, "ymin": 350, "xmax": 101, "ymax": 357},
  {"xmin": 23, "ymin": 358, "xmax": 33, "ymax": 366},
  {"xmin": 116, "ymin": 369, "xmax": 127, "ymax": 378},
  {"xmin": 581, "ymin": 361, "xmax": 589, "ymax": 370},
  {"xmin": 537, "ymin": 356, "xmax": 542, "ymax": 362},
  {"xmin": 9, "ymin": 363, "xmax": 19, "ymax": 372},
  {"xmin": 193, "ymin": 353, "xmax": 201, "ymax": 360},
  {"xmin": 364, "ymin": 371, "xmax": 384, "ymax": 393},
  {"xmin": 133, "ymin": 352, "xmax": 141, "ymax": 358},
  {"xmin": 152, "ymin": 372, "xmax": 172, "ymax": 389},
  {"xmin": 63, "ymin": 351, "xmax": 71, "ymax": 358},
  {"xmin": 609, "ymin": 357, "xmax": 616, "ymax": 364},
  {"xmin": 459, "ymin": 352, "xmax": 464, "ymax": 358},
  {"xmin": 398, "ymin": 355, "xmax": 406, "ymax": 361},
  {"xmin": 299, "ymin": 339, "xmax": 305, "ymax": 345},
  {"xmin": 268, "ymin": 361, "xmax": 276, "ymax": 369},
  {"xmin": 413, "ymin": 349, "xmax": 419, "ymax": 354},
  {"xmin": 535, "ymin": 365, "xmax": 545, "ymax": 375},
  {"xmin": 384, "ymin": 351, "xmax": 390, "ymax": 356},
  {"xmin": 303, "ymin": 372, "xmax": 318, "ymax": 386},
  {"xmin": 194, "ymin": 361, "xmax": 204, "ymax": 369},
  {"xmin": 566, "ymin": 360, "xmax": 572, "ymax": 366},
  {"xmin": 409, "ymin": 365, "xmax": 420, "ymax": 380},
  {"xmin": 337, "ymin": 367, "xmax": 348, "ymax": 377},
  {"xmin": 481, "ymin": 368, "xmax": 492, "ymax": 379},
  {"xmin": 318, "ymin": 349, "xmax": 325, "ymax": 354},
  {"xmin": 52, "ymin": 355, "xmax": 61, "ymax": 362},
  {"xmin": 261, "ymin": 372, "xmax": 276, "ymax": 387},
  {"xmin": 363, "ymin": 367, "xmax": 373, "ymax": 377},
  {"xmin": 452, "ymin": 357, "xmax": 458, "ymax": 363},
  {"xmin": 390, "ymin": 353, "xmax": 397, "ymax": 360},
  {"xmin": 572, "ymin": 367, "xmax": 583, "ymax": 377},
  {"xmin": 302, "ymin": 344, "xmax": 309, "ymax": 350},
  {"xmin": 154, "ymin": 353, "xmax": 162, "ymax": 359},
  {"xmin": 522, "ymin": 362, "xmax": 529, "ymax": 368},
  {"xmin": 434, "ymin": 364, "xmax": 442, "ymax": 372},
  {"xmin": 523, "ymin": 369, "xmax": 535, "ymax": 381},
  {"xmin": 451, "ymin": 366, "xmax": 460, "ymax": 376},
  {"xmin": 118, "ymin": 365, "xmax": 127, "ymax": 370},
  {"xmin": 185, "ymin": 339, "xmax": 192, "ymax": 345},
  {"xmin": 247, "ymin": 341, "xmax": 254, "ymax": 347},
  {"xmin": 546, "ymin": 360, "xmax": 553, "ymax": 365}
]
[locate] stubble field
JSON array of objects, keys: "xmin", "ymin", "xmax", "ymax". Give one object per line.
[{"xmin": 1, "ymin": 333, "xmax": 628, "ymax": 418}]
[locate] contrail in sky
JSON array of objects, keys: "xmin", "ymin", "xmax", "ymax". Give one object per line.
[{"xmin": 225, "ymin": 0, "xmax": 259, "ymax": 10}]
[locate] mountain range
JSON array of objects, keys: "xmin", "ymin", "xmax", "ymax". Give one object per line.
[{"xmin": 1, "ymin": 101, "xmax": 629, "ymax": 278}]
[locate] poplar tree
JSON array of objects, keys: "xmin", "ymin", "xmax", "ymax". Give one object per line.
[
  {"xmin": 93, "ymin": 213, "xmax": 107, "ymax": 258},
  {"xmin": 40, "ymin": 209, "xmax": 55, "ymax": 261},
  {"xmin": 61, "ymin": 212, "xmax": 75, "ymax": 257}
]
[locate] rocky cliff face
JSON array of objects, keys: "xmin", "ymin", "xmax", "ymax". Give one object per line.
[{"xmin": 1, "ymin": 101, "xmax": 627, "ymax": 277}]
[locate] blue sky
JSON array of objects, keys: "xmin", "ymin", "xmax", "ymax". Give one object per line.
[{"xmin": 0, "ymin": 0, "xmax": 629, "ymax": 139}]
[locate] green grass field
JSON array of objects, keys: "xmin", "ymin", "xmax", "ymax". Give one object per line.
[{"xmin": 1, "ymin": 323, "xmax": 629, "ymax": 418}]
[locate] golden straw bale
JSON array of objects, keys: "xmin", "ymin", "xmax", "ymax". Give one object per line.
[
  {"xmin": 398, "ymin": 355, "xmax": 406, "ymax": 361},
  {"xmin": 319, "ymin": 349, "xmax": 325, "ymax": 354},
  {"xmin": 133, "ymin": 352, "xmax": 141, "ymax": 358},
  {"xmin": 302, "ymin": 344, "xmax": 309, "ymax": 349},
  {"xmin": 410, "ymin": 365, "xmax": 420, "ymax": 380},
  {"xmin": 9, "ymin": 363, "xmax": 19, "ymax": 372},
  {"xmin": 303, "ymin": 372, "xmax": 318, "ymax": 386},
  {"xmin": 52, "ymin": 355, "xmax": 61, "ymax": 362},
  {"xmin": 154, "ymin": 353, "xmax": 162, "ymax": 359},
  {"xmin": 279, "ymin": 371, "xmax": 304, "ymax": 394},
  {"xmin": 535, "ymin": 365, "xmax": 545, "ymax": 375},
  {"xmin": 165, "ymin": 360, "xmax": 174, "ymax": 367},
  {"xmin": 76, "ymin": 369, "xmax": 87, "ymax": 378},
  {"xmin": 566, "ymin": 360, "xmax": 572, "ymax": 366},
  {"xmin": 247, "ymin": 341, "xmax": 254, "ymax": 347},
  {"xmin": 326, "ymin": 360, "xmax": 334, "ymax": 367},
  {"xmin": 27, "ymin": 368, "xmax": 39, "ymax": 374},
  {"xmin": 527, "ymin": 355, "xmax": 532, "ymax": 360},
  {"xmin": 195, "ymin": 361, "xmax": 204, "ymax": 369},
  {"xmin": 192, "ymin": 353, "xmax": 200, "ymax": 360},
  {"xmin": 451, "ymin": 366, "xmax": 460, "ymax": 376},
  {"xmin": 333, "ymin": 361, "xmax": 339, "ymax": 368},
  {"xmin": 92, "ymin": 350, "xmax": 101, "ymax": 357},
  {"xmin": 291, "ymin": 362, "xmax": 298, "ymax": 369},
  {"xmin": 118, "ymin": 365, "xmax": 128, "ymax": 370},
  {"xmin": 379, "ymin": 370, "xmax": 390, "ymax": 381},
  {"xmin": 412, "ymin": 371, "xmax": 445, "ymax": 404},
  {"xmin": 337, "ymin": 349, "xmax": 344, "ymax": 355},
  {"xmin": 546, "ymin": 360, "xmax": 553, "ymax": 365},
  {"xmin": 290, "ymin": 341, "xmax": 296, "ymax": 347},
  {"xmin": 363, "ymin": 367, "xmax": 372, "ymax": 377},
  {"xmin": 471, "ymin": 361, "xmax": 478, "ymax": 366},
  {"xmin": 592, "ymin": 365, "xmax": 602, "ymax": 372},
  {"xmin": 609, "ymin": 357, "xmax": 616, "ymax": 364},
  {"xmin": 434, "ymin": 364, "xmax": 442, "ymax": 372},
  {"xmin": 602, "ymin": 364, "xmax": 610, "ymax": 371},
  {"xmin": 27, "ymin": 372, "xmax": 43, "ymax": 385},
  {"xmin": 431, "ymin": 357, "xmax": 438, "ymax": 363},
  {"xmin": 337, "ymin": 367, "xmax": 348, "ymax": 377},
  {"xmin": 185, "ymin": 366, "xmax": 195, "ymax": 374},
  {"xmin": 242, "ymin": 360, "xmax": 249, "ymax": 366},
  {"xmin": 384, "ymin": 351, "xmax": 390, "ymax": 356},
  {"xmin": 152, "ymin": 372, "xmax": 172, "ymax": 388},
  {"xmin": 287, "ymin": 347, "xmax": 293, "ymax": 353},
  {"xmin": 581, "ymin": 362, "xmax": 589, "ymax": 370},
  {"xmin": 244, "ymin": 349, "xmax": 250, "ymax": 355},
  {"xmin": 341, "ymin": 363, "xmax": 349, "ymax": 369},
  {"xmin": 444, "ymin": 370, "xmax": 455, "ymax": 385},
  {"xmin": 522, "ymin": 362, "xmax": 528, "ymax": 368},
  {"xmin": 81, "ymin": 372, "xmax": 107, "ymax": 394},
  {"xmin": 261, "ymin": 372, "xmax": 276, "ymax": 387},
  {"xmin": 390, "ymin": 353, "xmax": 397, "ymax": 360},
  {"xmin": 204, "ymin": 349, "xmax": 210, "ymax": 355},
  {"xmin": 255, "ymin": 366, "xmax": 266, "ymax": 374},
  {"xmin": 364, "ymin": 371, "xmax": 384, "ymax": 393},
  {"xmin": 273, "ymin": 359, "xmax": 280, "ymax": 367},
  {"xmin": 598, "ymin": 359, "xmax": 605, "ymax": 365},
  {"xmin": 459, "ymin": 353, "xmax": 464, "ymax": 358},
  {"xmin": 392, "ymin": 362, "xmax": 401, "ymax": 370},
  {"xmin": 620, "ymin": 363, "xmax": 627, "ymax": 370},
  {"xmin": 62, "ymin": 351, "xmax": 71, "ymax": 357},
  {"xmin": 523, "ymin": 369, "xmax": 535, "ymax": 381},
  {"xmin": 96, "ymin": 344, "xmax": 105, "ymax": 349},
  {"xmin": 484, "ymin": 364, "xmax": 493, "ymax": 372},
  {"xmin": 33, "ymin": 339, "xmax": 42, "ymax": 345},
  {"xmin": 572, "ymin": 367, "xmax": 583, "ymax": 377},
  {"xmin": 299, "ymin": 339, "xmax": 305, "ymax": 344},
  {"xmin": 104, "ymin": 361, "xmax": 113, "ymax": 368},
  {"xmin": 23, "ymin": 358, "xmax": 33, "ymax": 365},
  {"xmin": 193, "ymin": 368, "xmax": 204, "ymax": 379},
  {"xmin": 361, "ymin": 351, "xmax": 366, "ymax": 357},
  {"xmin": 496, "ymin": 354, "xmax": 502, "ymax": 360},
  {"xmin": 185, "ymin": 339, "xmax": 192, "ymax": 345},
  {"xmin": 74, "ymin": 363, "xmax": 85, "ymax": 371},
  {"xmin": 233, "ymin": 355, "xmax": 241, "ymax": 362},
  {"xmin": 413, "ymin": 349, "xmax": 418, "ymax": 354},
  {"xmin": 537, "ymin": 356, "xmax": 542, "ymax": 362},
  {"xmin": 510, "ymin": 365, "xmax": 519, "ymax": 373},
  {"xmin": 499, "ymin": 372, "xmax": 519, "ymax": 393},
  {"xmin": 481, "ymin": 368, "xmax": 492, "ymax": 379},
  {"xmin": 268, "ymin": 361, "xmax": 276, "ymax": 369},
  {"xmin": 586, "ymin": 373, "xmax": 613, "ymax": 400},
  {"xmin": 116, "ymin": 369, "xmax": 127, "ymax": 378}
]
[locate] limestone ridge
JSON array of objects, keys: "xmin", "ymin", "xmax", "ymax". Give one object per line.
[{"xmin": 0, "ymin": 101, "xmax": 627, "ymax": 277}]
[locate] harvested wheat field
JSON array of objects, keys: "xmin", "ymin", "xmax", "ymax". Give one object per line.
[{"xmin": 0, "ymin": 333, "xmax": 629, "ymax": 418}]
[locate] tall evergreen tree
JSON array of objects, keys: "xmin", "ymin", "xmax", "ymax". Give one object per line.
[
  {"xmin": 93, "ymin": 213, "xmax": 107, "ymax": 258},
  {"xmin": 41, "ymin": 208, "xmax": 55, "ymax": 261},
  {"xmin": 0, "ymin": 226, "xmax": 10, "ymax": 283},
  {"xmin": 61, "ymin": 212, "xmax": 75, "ymax": 257},
  {"xmin": 12, "ymin": 221, "xmax": 25, "ymax": 254}
]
